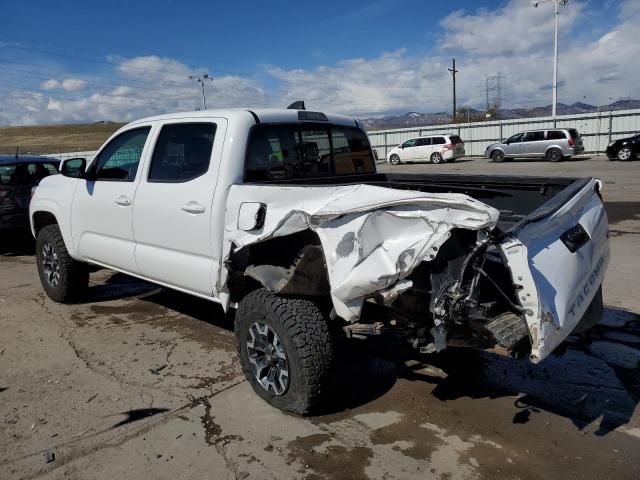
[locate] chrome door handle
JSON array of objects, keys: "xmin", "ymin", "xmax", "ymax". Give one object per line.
[
  {"xmin": 114, "ymin": 195, "xmax": 132, "ymax": 206},
  {"xmin": 180, "ymin": 201, "xmax": 205, "ymax": 214}
]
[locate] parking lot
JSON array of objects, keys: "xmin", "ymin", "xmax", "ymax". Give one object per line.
[{"xmin": 1, "ymin": 155, "xmax": 639, "ymax": 479}]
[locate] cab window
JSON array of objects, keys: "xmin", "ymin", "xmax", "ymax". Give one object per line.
[
  {"xmin": 402, "ymin": 139, "xmax": 417, "ymax": 148},
  {"xmin": 94, "ymin": 127, "xmax": 151, "ymax": 181},
  {"xmin": 148, "ymin": 123, "xmax": 216, "ymax": 182}
]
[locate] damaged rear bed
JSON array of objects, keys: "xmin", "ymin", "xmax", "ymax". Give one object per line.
[{"xmin": 221, "ymin": 172, "xmax": 609, "ymax": 364}]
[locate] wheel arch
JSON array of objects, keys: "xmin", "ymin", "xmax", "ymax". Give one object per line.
[
  {"xmin": 32, "ymin": 210, "xmax": 59, "ymax": 237},
  {"xmin": 226, "ymin": 229, "xmax": 331, "ymax": 304}
]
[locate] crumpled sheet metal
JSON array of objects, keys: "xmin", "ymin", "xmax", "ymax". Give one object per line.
[{"xmin": 221, "ymin": 184, "xmax": 500, "ymax": 322}]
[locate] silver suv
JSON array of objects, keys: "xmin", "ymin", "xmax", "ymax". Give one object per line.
[{"xmin": 485, "ymin": 128, "xmax": 584, "ymax": 162}]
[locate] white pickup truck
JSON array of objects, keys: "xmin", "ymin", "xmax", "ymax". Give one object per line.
[{"xmin": 30, "ymin": 106, "xmax": 609, "ymax": 414}]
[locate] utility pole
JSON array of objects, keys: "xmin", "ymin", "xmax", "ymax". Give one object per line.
[
  {"xmin": 188, "ymin": 73, "xmax": 214, "ymax": 110},
  {"xmin": 532, "ymin": 0, "xmax": 569, "ymax": 121},
  {"xmin": 448, "ymin": 58, "xmax": 458, "ymax": 120}
]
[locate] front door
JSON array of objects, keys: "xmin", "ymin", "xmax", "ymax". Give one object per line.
[
  {"xmin": 399, "ymin": 139, "xmax": 419, "ymax": 161},
  {"xmin": 504, "ymin": 133, "xmax": 525, "ymax": 156},
  {"xmin": 72, "ymin": 126, "xmax": 153, "ymax": 272},
  {"xmin": 132, "ymin": 119, "xmax": 226, "ymax": 296}
]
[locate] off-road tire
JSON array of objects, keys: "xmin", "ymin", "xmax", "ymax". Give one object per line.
[
  {"xmin": 491, "ymin": 150, "xmax": 505, "ymax": 163},
  {"xmin": 547, "ymin": 148, "xmax": 563, "ymax": 162},
  {"xmin": 36, "ymin": 224, "xmax": 89, "ymax": 303},
  {"xmin": 235, "ymin": 288, "xmax": 333, "ymax": 415},
  {"xmin": 430, "ymin": 152, "xmax": 444, "ymax": 164},
  {"xmin": 389, "ymin": 154, "xmax": 401, "ymax": 165}
]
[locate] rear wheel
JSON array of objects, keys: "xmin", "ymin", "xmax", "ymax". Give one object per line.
[
  {"xmin": 36, "ymin": 224, "xmax": 88, "ymax": 303},
  {"xmin": 617, "ymin": 147, "xmax": 633, "ymax": 161},
  {"xmin": 430, "ymin": 152, "xmax": 444, "ymax": 164},
  {"xmin": 235, "ymin": 289, "xmax": 333, "ymax": 415},
  {"xmin": 546, "ymin": 148, "xmax": 563, "ymax": 162},
  {"xmin": 491, "ymin": 150, "xmax": 505, "ymax": 163},
  {"xmin": 389, "ymin": 154, "xmax": 401, "ymax": 165}
]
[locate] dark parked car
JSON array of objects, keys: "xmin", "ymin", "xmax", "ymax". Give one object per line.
[
  {"xmin": 606, "ymin": 134, "xmax": 640, "ymax": 161},
  {"xmin": 0, "ymin": 155, "xmax": 60, "ymax": 232}
]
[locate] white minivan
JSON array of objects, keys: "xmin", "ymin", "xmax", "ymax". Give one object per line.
[{"xmin": 387, "ymin": 134, "xmax": 465, "ymax": 165}]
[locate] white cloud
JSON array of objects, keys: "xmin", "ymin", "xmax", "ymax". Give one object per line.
[
  {"xmin": 40, "ymin": 78, "xmax": 87, "ymax": 91},
  {"xmin": 41, "ymin": 79, "xmax": 60, "ymax": 90},
  {"xmin": 2, "ymin": 0, "xmax": 639, "ymax": 126},
  {"xmin": 438, "ymin": 0, "xmax": 583, "ymax": 56},
  {"xmin": 61, "ymin": 79, "xmax": 87, "ymax": 91}
]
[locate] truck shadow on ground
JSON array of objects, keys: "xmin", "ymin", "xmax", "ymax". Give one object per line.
[
  {"xmin": 89, "ymin": 273, "xmax": 640, "ymax": 435},
  {"xmin": 401, "ymin": 306, "xmax": 640, "ymax": 436}
]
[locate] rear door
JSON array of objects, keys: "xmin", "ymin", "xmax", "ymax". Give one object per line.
[
  {"xmin": 568, "ymin": 129, "xmax": 584, "ymax": 153},
  {"xmin": 415, "ymin": 137, "xmax": 432, "ymax": 162},
  {"xmin": 132, "ymin": 118, "xmax": 226, "ymax": 296},
  {"xmin": 449, "ymin": 135, "xmax": 465, "ymax": 156},
  {"xmin": 523, "ymin": 131, "xmax": 546, "ymax": 157}
]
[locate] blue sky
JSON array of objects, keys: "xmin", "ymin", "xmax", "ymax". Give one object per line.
[{"xmin": 0, "ymin": 0, "xmax": 637, "ymax": 125}]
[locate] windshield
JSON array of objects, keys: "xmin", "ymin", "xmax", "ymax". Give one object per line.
[{"xmin": 245, "ymin": 124, "xmax": 375, "ymax": 181}]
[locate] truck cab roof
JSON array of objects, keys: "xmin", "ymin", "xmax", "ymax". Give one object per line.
[{"xmin": 128, "ymin": 108, "xmax": 359, "ymax": 128}]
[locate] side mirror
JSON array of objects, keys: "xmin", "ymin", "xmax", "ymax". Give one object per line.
[
  {"xmin": 399, "ymin": 145, "xmax": 404, "ymax": 149},
  {"xmin": 238, "ymin": 202, "xmax": 266, "ymax": 231},
  {"xmin": 60, "ymin": 157, "xmax": 87, "ymax": 178}
]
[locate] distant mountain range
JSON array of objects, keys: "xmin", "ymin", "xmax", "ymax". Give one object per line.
[{"xmin": 361, "ymin": 99, "xmax": 640, "ymax": 130}]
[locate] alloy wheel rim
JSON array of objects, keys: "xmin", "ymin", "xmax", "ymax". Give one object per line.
[
  {"xmin": 619, "ymin": 148, "xmax": 631, "ymax": 160},
  {"xmin": 550, "ymin": 150, "xmax": 561, "ymax": 161},
  {"xmin": 433, "ymin": 154, "xmax": 442, "ymax": 163},
  {"xmin": 246, "ymin": 322, "xmax": 289, "ymax": 396},
  {"xmin": 42, "ymin": 242, "xmax": 60, "ymax": 287}
]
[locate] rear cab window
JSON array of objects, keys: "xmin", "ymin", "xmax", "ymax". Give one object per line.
[
  {"xmin": 245, "ymin": 124, "xmax": 375, "ymax": 181},
  {"xmin": 432, "ymin": 137, "xmax": 446, "ymax": 145}
]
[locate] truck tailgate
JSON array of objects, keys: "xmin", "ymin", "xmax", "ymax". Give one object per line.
[{"xmin": 500, "ymin": 178, "xmax": 609, "ymax": 362}]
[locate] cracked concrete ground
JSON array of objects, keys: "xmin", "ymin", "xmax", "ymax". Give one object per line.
[{"xmin": 2, "ymin": 155, "xmax": 640, "ymax": 479}]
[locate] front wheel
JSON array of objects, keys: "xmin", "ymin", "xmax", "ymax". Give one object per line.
[
  {"xmin": 235, "ymin": 289, "xmax": 333, "ymax": 415},
  {"xmin": 491, "ymin": 150, "xmax": 505, "ymax": 163},
  {"xmin": 430, "ymin": 152, "xmax": 444, "ymax": 164},
  {"xmin": 389, "ymin": 154, "xmax": 401, "ymax": 165},
  {"xmin": 36, "ymin": 224, "xmax": 88, "ymax": 303},
  {"xmin": 617, "ymin": 147, "xmax": 633, "ymax": 161}
]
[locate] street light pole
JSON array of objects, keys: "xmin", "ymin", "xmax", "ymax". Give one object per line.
[
  {"xmin": 188, "ymin": 73, "xmax": 214, "ymax": 110},
  {"xmin": 532, "ymin": 0, "xmax": 568, "ymax": 122},
  {"xmin": 552, "ymin": 0, "xmax": 560, "ymax": 119}
]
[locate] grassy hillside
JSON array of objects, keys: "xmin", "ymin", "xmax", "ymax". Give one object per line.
[{"xmin": 0, "ymin": 122, "xmax": 125, "ymax": 155}]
